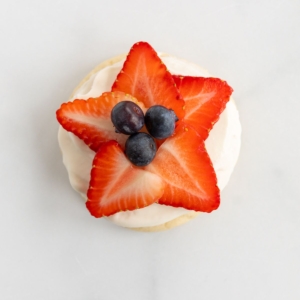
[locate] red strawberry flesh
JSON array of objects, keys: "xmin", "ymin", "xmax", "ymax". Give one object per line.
[
  {"xmin": 57, "ymin": 91, "xmax": 146, "ymax": 151},
  {"xmin": 112, "ymin": 42, "xmax": 185, "ymax": 120},
  {"xmin": 173, "ymin": 76, "xmax": 233, "ymax": 140},
  {"xmin": 86, "ymin": 141, "xmax": 165, "ymax": 217},
  {"xmin": 146, "ymin": 123, "xmax": 220, "ymax": 212}
]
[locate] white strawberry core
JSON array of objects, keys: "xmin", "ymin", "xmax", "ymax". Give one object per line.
[{"xmin": 58, "ymin": 54, "xmax": 241, "ymax": 228}]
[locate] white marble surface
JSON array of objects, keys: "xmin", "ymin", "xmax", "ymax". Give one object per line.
[{"xmin": 1, "ymin": 0, "xmax": 300, "ymax": 299}]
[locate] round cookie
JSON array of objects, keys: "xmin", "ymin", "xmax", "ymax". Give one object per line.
[{"xmin": 59, "ymin": 52, "xmax": 241, "ymax": 232}]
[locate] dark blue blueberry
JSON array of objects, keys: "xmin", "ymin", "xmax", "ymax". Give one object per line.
[
  {"xmin": 144, "ymin": 105, "xmax": 178, "ymax": 139},
  {"xmin": 125, "ymin": 133, "xmax": 156, "ymax": 166},
  {"xmin": 111, "ymin": 101, "xmax": 144, "ymax": 135}
]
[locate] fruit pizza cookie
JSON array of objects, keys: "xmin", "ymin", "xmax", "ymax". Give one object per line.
[{"xmin": 56, "ymin": 42, "xmax": 241, "ymax": 231}]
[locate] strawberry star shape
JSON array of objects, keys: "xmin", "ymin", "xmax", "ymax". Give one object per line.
[{"xmin": 56, "ymin": 41, "xmax": 233, "ymax": 217}]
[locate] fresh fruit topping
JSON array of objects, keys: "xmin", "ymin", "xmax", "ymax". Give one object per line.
[
  {"xmin": 125, "ymin": 132, "xmax": 156, "ymax": 166},
  {"xmin": 111, "ymin": 101, "xmax": 144, "ymax": 135},
  {"xmin": 112, "ymin": 42, "xmax": 185, "ymax": 120},
  {"xmin": 86, "ymin": 140, "xmax": 164, "ymax": 217},
  {"xmin": 57, "ymin": 92, "xmax": 146, "ymax": 151},
  {"xmin": 146, "ymin": 123, "xmax": 220, "ymax": 212},
  {"xmin": 144, "ymin": 105, "xmax": 178, "ymax": 139},
  {"xmin": 172, "ymin": 76, "xmax": 233, "ymax": 140},
  {"xmin": 56, "ymin": 41, "xmax": 233, "ymax": 216}
]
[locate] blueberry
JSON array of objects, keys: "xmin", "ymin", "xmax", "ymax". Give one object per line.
[
  {"xmin": 144, "ymin": 105, "xmax": 178, "ymax": 139},
  {"xmin": 125, "ymin": 133, "xmax": 156, "ymax": 166},
  {"xmin": 111, "ymin": 101, "xmax": 144, "ymax": 135}
]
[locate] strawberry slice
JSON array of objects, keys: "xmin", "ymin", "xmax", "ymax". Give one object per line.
[
  {"xmin": 86, "ymin": 140, "xmax": 165, "ymax": 217},
  {"xmin": 146, "ymin": 123, "xmax": 220, "ymax": 212},
  {"xmin": 173, "ymin": 76, "xmax": 233, "ymax": 140},
  {"xmin": 112, "ymin": 42, "xmax": 185, "ymax": 120},
  {"xmin": 56, "ymin": 91, "xmax": 146, "ymax": 152}
]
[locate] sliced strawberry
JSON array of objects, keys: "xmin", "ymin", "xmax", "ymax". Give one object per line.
[
  {"xmin": 112, "ymin": 42, "xmax": 185, "ymax": 120},
  {"xmin": 146, "ymin": 123, "xmax": 220, "ymax": 212},
  {"xmin": 173, "ymin": 76, "xmax": 233, "ymax": 140},
  {"xmin": 86, "ymin": 140, "xmax": 165, "ymax": 217},
  {"xmin": 56, "ymin": 91, "xmax": 146, "ymax": 151}
]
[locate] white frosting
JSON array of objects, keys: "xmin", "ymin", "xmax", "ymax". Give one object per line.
[{"xmin": 58, "ymin": 54, "xmax": 241, "ymax": 228}]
